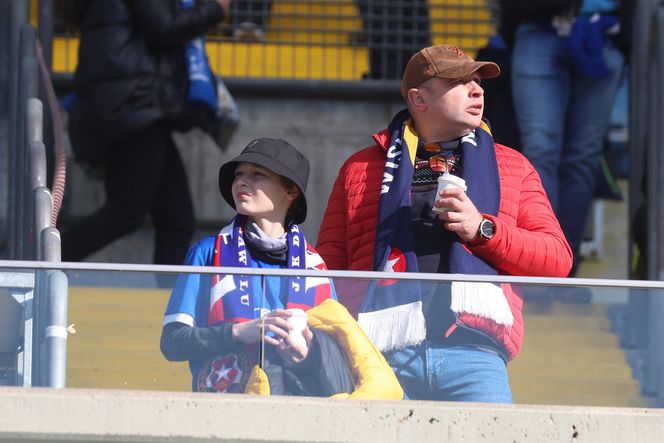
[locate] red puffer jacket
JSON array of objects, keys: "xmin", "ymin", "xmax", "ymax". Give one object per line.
[{"xmin": 317, "ymin": 129, "xmax": 573, "ymax": 360}]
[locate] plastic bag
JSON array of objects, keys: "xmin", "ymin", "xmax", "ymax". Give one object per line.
[{"xmin": 213, "ymin": 77, "xmax": 240, "ymax": 151}]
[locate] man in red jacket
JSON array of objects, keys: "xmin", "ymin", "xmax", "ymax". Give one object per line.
[{"xmin": 316, "ymin": 44, "xmax": 572, "ymax": 403}]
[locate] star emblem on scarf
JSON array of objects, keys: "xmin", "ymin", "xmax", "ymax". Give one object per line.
[
  {"xmin": 207, "ymin": 354, "xmax": 242, "ymax": 392},
  {"xmin": 383, "ymin": 247, "xmax": 406, "ymax": 272}
]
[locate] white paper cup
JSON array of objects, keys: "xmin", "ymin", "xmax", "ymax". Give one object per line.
[
  {"xmin": 285, "ymin": 308, "xmax": 308, "ymax": 348},
  {"xmin": 432, "ymin": 172, "xmax": 467, "ymax": 213}
]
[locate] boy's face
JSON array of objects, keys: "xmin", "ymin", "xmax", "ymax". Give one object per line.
[{"xmin": 231, "ymin": 162, "xmax": 298, "ymax": 223}]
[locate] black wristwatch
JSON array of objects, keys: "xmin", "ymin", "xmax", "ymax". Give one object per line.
[{"xmin": 479, "ymin": 218, "xmax": 495, "ymax": 240}]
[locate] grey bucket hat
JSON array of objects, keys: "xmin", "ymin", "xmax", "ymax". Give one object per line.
[{"xmin": 218, "ymin": 138, "xmax": 309, "ymax": 224}]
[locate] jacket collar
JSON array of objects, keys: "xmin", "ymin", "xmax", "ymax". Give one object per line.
[{"xmin": 372, "ymin": 129, "xmax": 391, "ymax": 152}]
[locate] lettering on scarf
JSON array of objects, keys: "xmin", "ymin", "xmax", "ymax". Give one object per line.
[
  {"xmin": 239, "ymin": 279, "xmax": 249, "ymax": 305},
  {"xmin": 381, "ymin": 142, "xmax": 403, "ymax": 194},
  {"xmin": 461, "ymin": 130, "xmax": 477, "ymax": 147}
]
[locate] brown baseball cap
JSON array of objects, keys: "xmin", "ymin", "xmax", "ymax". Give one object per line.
[{"xmin": 401, "ymin": 44, "xmax": 500, "ymax": 98}]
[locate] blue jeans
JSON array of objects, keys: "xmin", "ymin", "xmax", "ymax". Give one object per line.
[
  {"xmin": 511, "ymin": 25, "xmax": 624, "ymax": 269},
  {"xmin": 386, "ymin": 343, "xmax": 512, "ymax": 403}
]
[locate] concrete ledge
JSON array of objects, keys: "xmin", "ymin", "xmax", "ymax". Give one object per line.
[{"xmin": 1, "ymin": 388, "xmax": 663, "ymax": 442}]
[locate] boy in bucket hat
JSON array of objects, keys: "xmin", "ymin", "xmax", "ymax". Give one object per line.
[
  {"xmin": 161, "ymin": 138, "xmax": 402, "ymax": 399},
  {"xmin": 317, "ymin": 45, "xmax": 572, "ymax": 403}
]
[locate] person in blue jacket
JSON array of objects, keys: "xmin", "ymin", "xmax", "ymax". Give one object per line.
[{"xmin": 161, "ymin": 138, "xmax": 355, "ymax": 395}]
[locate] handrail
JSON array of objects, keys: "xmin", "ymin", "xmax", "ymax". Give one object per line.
[
  {"xmin": 2, "ymin": 258, "xmax": 664, "ymax": 290},
  {"xmin": 2, "ymin": 0, "xmax": 67, "ymax": 388}
]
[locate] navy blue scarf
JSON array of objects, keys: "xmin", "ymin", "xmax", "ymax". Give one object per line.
[{"xmin": 358, "ymin": 109, "xmax": 507, "ymax": 352}]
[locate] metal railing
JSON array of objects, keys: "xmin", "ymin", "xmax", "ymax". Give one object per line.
[
  {"xmin": 1, "ymin": 259, "xmax": 663, "ymax": 407},
  {"xmin": 1, "ymin": 0, "xmax": 68, "ymax": 388},
  {"xmin": 625, "ymin": 0, "xmax": 664, "ymax": 408}
]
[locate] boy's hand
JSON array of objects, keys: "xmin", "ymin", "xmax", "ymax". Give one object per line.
[
  {"xmin": 231, "ymin": 311, "xmax": 292, "ymax": 345},
  {"xmin": 277, "ymin": 327, "xmax": 313, "ymax": 366}
]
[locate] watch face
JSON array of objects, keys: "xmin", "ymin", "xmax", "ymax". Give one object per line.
[{"xmin": 481, "ymin": 219, "xmax": 495, "ymax": 238}]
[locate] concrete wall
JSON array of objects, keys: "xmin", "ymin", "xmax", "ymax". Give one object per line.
[
  {"xmin": 62, "ymin": 94, "xmax": 403, "ymax": 263},
  {"xmin": 1, "ymin": 387, "xmax": 663, "ymax": 443}
]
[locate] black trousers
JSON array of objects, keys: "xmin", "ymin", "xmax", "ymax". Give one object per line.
[{"xmin": 61, "ymin": 123, "xmax": 194, "ymax": 265}]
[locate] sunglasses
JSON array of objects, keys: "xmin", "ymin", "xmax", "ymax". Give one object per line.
[
  {"xmin": 422, "ymin": 142, "xmax": 443, "ymax": 153},
  {"xmin": 414, "ymin": 155, "xmax": 451, "ymax": 173}
]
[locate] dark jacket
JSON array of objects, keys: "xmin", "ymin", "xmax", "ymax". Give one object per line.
[
  {"xmin": 69, "ymin": 0, "xmax": 225, "ymax": 163},
  {"xmin": 499, "ymin": 0, "xmax": 632, "ymax": 55},
  {"xmin": 499, "ymin": 0, "xmax": 581, "ymax": 47}
]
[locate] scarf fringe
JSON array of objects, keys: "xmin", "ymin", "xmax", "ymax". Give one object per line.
[
  {"xmin": 450, "ymin": 282, "xmax": 513, "ymax": 326},
  {"xmin": 357, "ymin": 301, "xmax": 426, "ymax": 352}
]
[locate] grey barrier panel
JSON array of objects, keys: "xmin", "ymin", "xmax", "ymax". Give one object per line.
[
  {"xmin": 27, "ymin": 122, "xmax": 46, "ymax": 265},
  {"xmin": 0, "ymin": 271, "xmax": 36, "ymax": 387},
  {"xmin": 37, "ymin": 0, "xmax": 53, "ymax": 71},
  {"xmin": 642, "ymin": 3, "xmax": 660, "ymax": 401},
  {"xmin": 0, "ymin": 290, "xmax": 22, "ymax": 386},
  {"xmin": 34, "ymin": 228, "xmax": 63, "ymax": 387},
  {"xmin": 0, "ymin": 0, "xmax": 11, "ymax": 256},
  {"xmin": 643, "ymin": 0, "xmax": 659, "ymax": 399},
  {"xmin": 18, "ymin": 287, "xmax": 33, "ymax": 387},
  {"xmin": 26, "ymin": 97, "xmax": 42, "ymax": 144},
  {"xmin": 31, "ymin": 186, "xmax": 54, "ymax": 385},
  {"xmin": 41, "ymin": 227, "xmax": 61, "ymax": 263},
  {"xmin": 624, "ymin": 0, "xmax": 653, "ymax": 395},
  {"xmin": 29, "ymin": 140, "xmax": 46, "ymax": 190},
  {"xmin": 13, "ymin": 27, "xmax": 38, "ymax": 260},
  {"xmin": 15, "ymin": 57, "xmax": 38, "ymax": 260},
  {"xmin": 33, "ymin": 187, "xmax": 52, "ymax": 261},
  {"xmin": 648, "ymin": 6, "xmax": 664, "ymax": 406},
  {"xmin": 42, "ymin": 270, "xmax": 67, "ymax": 388},
  {"xmin": 6, "ymin": 1, "xmax": 29, "ymax": 259}
]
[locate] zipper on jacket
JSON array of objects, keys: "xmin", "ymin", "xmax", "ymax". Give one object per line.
[{"xmin": 444, "ymin": 321, "xmax": 460, "ymax": 338}]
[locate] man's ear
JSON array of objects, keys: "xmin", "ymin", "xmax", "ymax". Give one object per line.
[{"xmin": 406, "ymin": 88, "xmax": 426, "ymax": 110}]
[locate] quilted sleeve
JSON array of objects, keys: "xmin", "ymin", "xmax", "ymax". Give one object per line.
[
  {"xmin": 316, "ymin": 162, "xmax": 350, "ymax": 271},
  {"xmin": 307, "ymin": 299, "xmax": 404, "ymax": 400},
  {"xmin": 470, "ymin": 152, "xmax": 573, "ymax": 277}
]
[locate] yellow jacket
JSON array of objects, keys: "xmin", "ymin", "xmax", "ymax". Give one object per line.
[{"xmin": 245, "ymin": 299, "xmax": 403, "ymax": 400}]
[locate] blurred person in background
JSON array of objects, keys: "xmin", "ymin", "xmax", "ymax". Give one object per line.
[
  {"xmin": 61, "ymin": 0, "xmax": 230, "ymax": 266},
  {"xmin": 231, "ymin": 1, "xmax": 271, "ymax": 42},
  {"xmin": 500, "ymin": 0, "xmax": 628, "ymax": 286},
  {"xmin": 354, "ymin": 0, "xmax": 430, "ymax": 79}
]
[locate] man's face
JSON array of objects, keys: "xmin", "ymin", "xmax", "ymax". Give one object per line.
[{"xmin": 420, "ymin": 74, "xmax": 484, "ymax": 140}]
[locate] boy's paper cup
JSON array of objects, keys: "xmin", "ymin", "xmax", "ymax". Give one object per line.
[
  {"xmin": 285, "ymin": 308, "xmax": 308, "ymax": 348},
  {"xmin": 432, "ymin": 172, "xmax": 467, "ymax": 213}
]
